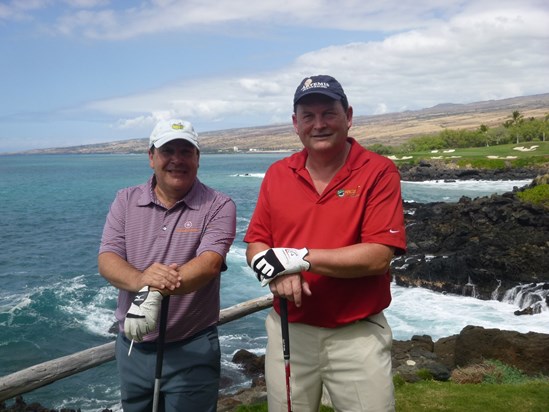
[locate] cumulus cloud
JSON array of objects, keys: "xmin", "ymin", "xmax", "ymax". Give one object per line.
[
  {"xmin": 82, "ymin": 2, "xmax": 547, "ymax": 131},
  {"xmin": 2, "ymin": 0, "xmax": 529, "ymax": 40},
  {"xmin": 1, "ymin": 0, "xmax": 548, "ymax": 150}
]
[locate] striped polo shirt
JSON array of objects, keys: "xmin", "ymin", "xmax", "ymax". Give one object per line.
[{"xmin": 99, "ymin": 175, "xmax": 236, "ymax": 343}]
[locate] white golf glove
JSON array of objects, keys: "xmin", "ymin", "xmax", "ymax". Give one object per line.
[
  {"xmin": 124, "ymin": 286, "xmax": 164, "ymax": 342},
  {"xmin": 251, "ymin": 247, "xmax": 310, "ymax": 287}
]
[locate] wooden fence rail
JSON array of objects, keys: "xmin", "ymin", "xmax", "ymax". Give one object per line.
[{"xmin": 0, "ymin": 294, "xmax": 273, "ymax": 402}]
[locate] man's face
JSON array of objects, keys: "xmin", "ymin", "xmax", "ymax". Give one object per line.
[
  {"xmin": 149, "ymin": 139, "xmax": 199, "ymax": 202},
  {"xmin": 292, "ymin": 95, "xmax": 353, "ymax": 153}
]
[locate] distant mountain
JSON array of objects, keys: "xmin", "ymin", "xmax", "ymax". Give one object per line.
[{"xmin": 17, "ymin": 93, "xmax": 549, "ymax": 155}]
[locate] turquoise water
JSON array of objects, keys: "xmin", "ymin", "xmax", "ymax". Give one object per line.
[{"xmin": 0, "ymin": 154, "xmax": 545, "ymax": 411}]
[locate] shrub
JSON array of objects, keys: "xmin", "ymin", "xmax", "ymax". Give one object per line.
[
  {"xmin": 516, "ymin": 183, "xmax": 549, "ymax": 207},
  {"xmin": 367, "ymin": 143, "xmax": 395, "ymax": 155},
  {"xmin": 450, "ymin": 360, "xmax": 537, "ymax": 385},
  {"xmin": 483, "ymin": 360, "xmax": 529, "ymax": 384},
  {"xmin": 451, "ymin": 363, "xmax": 496, "ymax": 384}
]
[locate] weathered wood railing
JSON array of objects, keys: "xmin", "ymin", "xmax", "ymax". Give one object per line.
[{"xmin": 0, "ymin": 294, "xmax": 273, "ymax": 402}]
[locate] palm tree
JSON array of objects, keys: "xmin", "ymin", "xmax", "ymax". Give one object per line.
[
  {"xmin": 479, "ymin": 124, "xmax": 489, "ymax": 146},
  {"xmin": 503, "ymin": 111, "xmax": 524, "ymax": 144}
]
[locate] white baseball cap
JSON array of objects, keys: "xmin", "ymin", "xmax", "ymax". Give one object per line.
[{"xmin": 149, "ymin": 119, "xmax": 199, "ymax": 150}]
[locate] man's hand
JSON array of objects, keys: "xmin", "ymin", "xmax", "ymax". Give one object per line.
[
  {"xmin": 269, "ymin": 273, "xmax": 312, "ymax": 308},
  {"xmin": 251, "ymin": 248, "xmax": 310, "ymax": 286},
  {"xmin": 124, "ymin": 286, "xmax": 164, "ymax": 342}
]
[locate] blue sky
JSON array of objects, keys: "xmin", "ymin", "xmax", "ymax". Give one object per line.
[{"xmin": 1, "ymin": 0, "xmax": 548, "ymax": 153}]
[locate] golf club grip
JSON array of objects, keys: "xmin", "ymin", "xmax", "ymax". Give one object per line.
[
  {"xmin": 280, "ymin": 297, "xmax": 290, "ymax": 360},
  {"xmin": 279, "ymin": 297, "xmax": 293, "ymax": 411},
  {"xmin": 155, "ymin": 295, "xmax": 170, "ymax": 378}
]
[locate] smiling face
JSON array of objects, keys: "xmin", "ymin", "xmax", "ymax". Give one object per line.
[
  {"xmin": 292, "ymin": 94, "xmax": 353, "ymax": 154},
  {"xmin": 149, "ymin": 139, "xmax": 199, "ymax": 207}
]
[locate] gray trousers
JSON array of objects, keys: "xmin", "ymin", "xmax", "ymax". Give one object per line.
[{"xmin": 115, "ymin": 326, "xmax": 220, "ymax": 412}]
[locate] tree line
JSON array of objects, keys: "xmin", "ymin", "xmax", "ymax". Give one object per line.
[{"xmin": 368, "ymin": 111, "xmax": 549, "ymax": 154}]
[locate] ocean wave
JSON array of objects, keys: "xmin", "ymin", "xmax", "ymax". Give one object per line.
[
  {"xmin": 401, "ymin": 179, "xmax": 532, "ymax": 203},
  {"xmin": 387, "ymin": 283, "xmax": 549, "ymax": 341},
  {"xmin": 402, "ymin": 179, "xmax": 531, "ymax": 188},
  {"xmin": 233, "ymin": 173, "xmax": 265, "ymax": 178}
]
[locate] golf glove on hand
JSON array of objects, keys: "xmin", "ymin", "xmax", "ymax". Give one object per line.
[
  {"xmin": 124, "ymin": 286, "xmax": 163, "ymax": 342},
  {"xmin": 251, "ymin": 247, "xmax": 310, "ymax": 286}
]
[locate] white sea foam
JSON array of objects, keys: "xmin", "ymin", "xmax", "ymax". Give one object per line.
[
  {"xmin": 387, "ymin": 283, "xmax": 549, "ymax": 341},
  {"xmin": 403, "ymin": 179, "xmax": 531, "ymax": 186},
  {"xmin": 402, "ymin": 179, "xmax": 532, "ymax": 203},
  {"xmin": 0, "ymin": 295, "xmax": 32, "ymax": 317},
  {"xmin": 233, "ymin": 173, "xmax": 265, "ymax": 178},
  {"xmin": 52, "ymin": 275, "xmax": 118, "ymax": 337}
]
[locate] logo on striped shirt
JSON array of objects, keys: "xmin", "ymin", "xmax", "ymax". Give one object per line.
[{"xmin": 176, "ymin": 220, "xmax": 199, "ymax": 233}]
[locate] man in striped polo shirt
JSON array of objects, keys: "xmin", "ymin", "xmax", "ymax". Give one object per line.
[{"xmin": 99, "ymin": 119, "xmax": 236, "ymax": 412}]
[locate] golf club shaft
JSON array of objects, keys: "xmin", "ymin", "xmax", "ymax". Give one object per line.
[
  {"xmin": 280, "ymin": 297, "xmax": 293, "ymax": 412},
  {"xmin": 152, "ymin": 295, "xmax": 170, "ymax": 412}
]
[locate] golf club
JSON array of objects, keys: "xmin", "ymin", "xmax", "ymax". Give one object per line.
[
  {"xmin": 152, "ymin": 295, "xmax": 170, "ymax": 412},
  {"xmin": 280, "ymin": 297, "xmax": 293, "ymax": 412}
]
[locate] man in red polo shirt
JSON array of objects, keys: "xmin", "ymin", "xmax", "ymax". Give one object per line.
[{"xmin": 245, "ymin": 75, "xmax": 406, "ymax": 411}]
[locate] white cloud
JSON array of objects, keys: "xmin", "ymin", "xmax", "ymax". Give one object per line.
[
  {"xmin": 50, "ymin": 1, "xmax": 549, "ymax": 119},
  {"xmin": 84, "ymin": 2, "xmax": 548, "ymax": 132},
  {"xmin": 0, "ymin": 0, "xmax": 506, "ymax": 40},
  {"xmin": 374, "ymin": 103, "xmax": 388, "ymax": 115},
  {"xmin": 1, "ymin": 0, "xmax": 548, "ymax": 151},
  {"xmin": 239, "ymin": 79, "xmax": 284, "ymax": 97}
]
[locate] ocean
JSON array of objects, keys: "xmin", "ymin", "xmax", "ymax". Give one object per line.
[{"xmin": 1, "ymin": 153, "xmax": 547, "ymax": 411}]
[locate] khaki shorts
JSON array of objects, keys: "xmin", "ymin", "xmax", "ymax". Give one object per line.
[{"xmin": 265, "ymin": 309, "xmax": 394, "ymax": 412}]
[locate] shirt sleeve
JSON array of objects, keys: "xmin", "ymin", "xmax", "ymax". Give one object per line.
[
  {"xmin": 196, "ymin": 195, "xmax": 237, "ymax": 269},
  {"xmin": 98, "ymin": 188, "xmax": 128, "ymax": 259},
  {"xmin": 361, "ymin": 167, "xmax": 407, "ymax": 255}
]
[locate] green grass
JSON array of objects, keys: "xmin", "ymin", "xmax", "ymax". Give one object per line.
[
  {"xmin": 234, "ymin": 381, "xmax": 549, "ymax": 412},
  {"xmin": 390, "ymin": 141, "xmax": 549, "ymax": 167},
  {"xmin": 394, "ymin": 381, "xmax": 549, "ymax": 412},
  {"xmin": 234, "ymin": 360, "xmax": 549, "ymax": 412},
  {"xmin": 234, "ymin": 404, "xmax": 334, "ymax": 411}
]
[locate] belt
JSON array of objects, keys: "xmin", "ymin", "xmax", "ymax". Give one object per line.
[{"xmin": 121, "ymin": 324, "xmax": 217, "ymax": 352}]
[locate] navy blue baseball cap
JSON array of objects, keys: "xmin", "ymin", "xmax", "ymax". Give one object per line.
[{"xmin": 293, "ymin": 75, "xmax": 347, "ymax": 105}]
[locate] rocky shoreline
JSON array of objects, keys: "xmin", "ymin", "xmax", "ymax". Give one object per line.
[
  {"xmin": 395, "ymin": 163, "xmax": 549, "ymax": 314},
  {"xmin": 2, "ymin": 163, "xmax": 548, "ymax": 412},
  {"xmin": 398, "ymin": 160, "xmax": 546, "ymax": 182},
  {"xmin": 216, "ymin": 325, "xmax": 549, "ymax": 411}
]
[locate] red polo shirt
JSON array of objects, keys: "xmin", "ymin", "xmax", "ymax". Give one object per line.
[{"xmin": 244, "ymin": 138, "xmax": 406, "ymax": 327}]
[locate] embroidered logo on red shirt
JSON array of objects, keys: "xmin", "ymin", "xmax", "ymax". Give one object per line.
[{"xmin": 336, "ymin": 187, "xmax": 361, "ymax": 198}]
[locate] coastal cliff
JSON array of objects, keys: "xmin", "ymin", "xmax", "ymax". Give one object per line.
[{"xmin": 395, "ymin": 168, "xmax": 548, "ymax": 314}]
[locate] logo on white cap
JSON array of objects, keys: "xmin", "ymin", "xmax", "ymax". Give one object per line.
[{"xmin": 149, "ymin": 119, "xmax": 199, "ymax": 150}]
